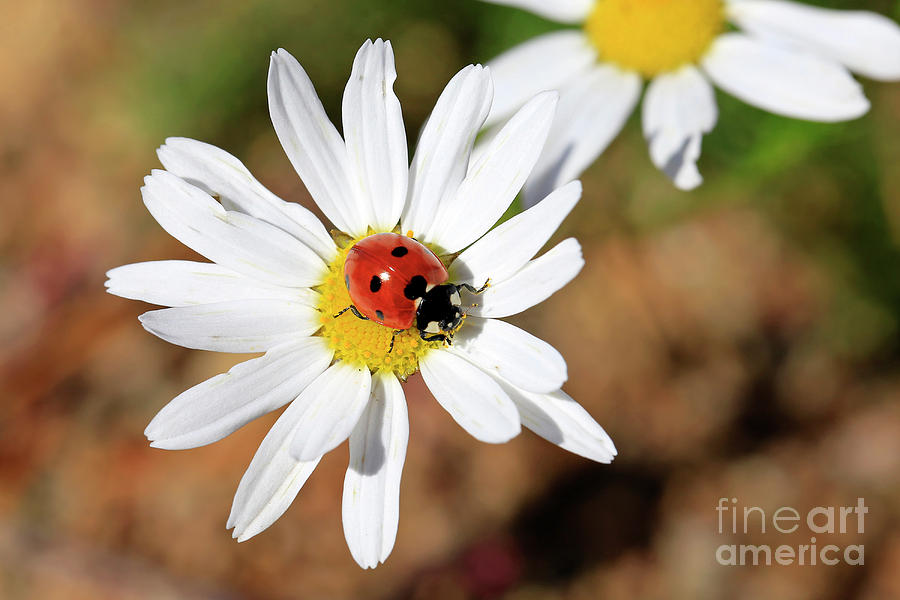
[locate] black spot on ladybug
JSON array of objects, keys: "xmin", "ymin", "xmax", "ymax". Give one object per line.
[
  {"xmin": 370, "ymin": 276, "xmax": 382, "ymax": 293},
  {"xmin": 375, "ymin": 310, "xmax": 385, "ymax": 321},
  {"xmin": 391, "ymin": 246, "xmax": 408, "ymax": 257},
  {"xmin": 404, "ymin": 275, "xmax": 426, "ymax": 300},
  {"xmin": 344, "ymin": 274, "xmax": 350, "ymax": 290}
]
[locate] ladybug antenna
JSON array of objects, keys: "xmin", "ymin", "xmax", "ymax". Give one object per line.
[{"xmin": 456, "ymin": 278, "xmax": 491, "ymax": 295}]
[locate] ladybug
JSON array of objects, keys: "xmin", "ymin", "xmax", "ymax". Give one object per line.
[{"xmin": 336, "ymin": 233, "xmax": 488, "ymax": 351}]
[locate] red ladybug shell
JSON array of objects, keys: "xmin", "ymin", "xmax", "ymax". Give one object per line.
[{"xmin": 343, "ymin": 233, "xmax": 449, "ymax": 329}]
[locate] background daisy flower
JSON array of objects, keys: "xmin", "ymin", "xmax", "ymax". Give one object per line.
[
  {"xmin": 105, "ymin": 39, "xmax": 615, "ymax": 569},
  {"xmin": 479, "ymin": 0, "xmax": 900, "ymax": 199}
]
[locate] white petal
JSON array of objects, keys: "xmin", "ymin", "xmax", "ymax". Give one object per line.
[
  {"xmin": 157, "ymin": 138, "xmax": 336, "ymax": 260},
  {"xmin": 232, "ymin": 458, "xmax": 319, "ymax": 542},
  {"xmin": 419, "ymin": 350, "xmax": 520, "ymax": 443},
  {"xmin": 342, "ymin": 373, "xmax": 408, "ymax": 569},
  {"xmin": 478, "ymin": 0, "xmax": 593, "ymax": 24},
  {"xmin": 495, "ymin": 378, "xmax": 616, "ymax": 463},
  {"xmin": 343, "ymin": 39, "xmax": 409, "ymax": 233},
  {"xmin": 427, "ymin": 91, "xmax": 558, "ymax": 253},
  {"xmin": 485, "ymin": 31, "xmax": 596, "ymax": 126},
  {"xmin": 141, "ymin": 170, "xmax": 326, "ymax": 287},
  {"xmin": 145, "ymin": 338, "xmax": 333, "ymax": 450},
  {"xmin": 230, "ymin": 362, "xmax": 373, "ymax": 541},
  {"xmin": 228, "ymin": 395, "xmax": 322, "ymax": 541},
  {"xmin": 268, "ymin": 48, "xmax": 365, "ymax": 236},
  {"xmin": 702, "ymin": 33, "xmax": 870, "ymax": 122},
  {"xmin": 105, "ymin": 260, "xmax": 315, "ymax": 307},
  {"xmin": 139, "ymin": 299, "xmax": 319, "ymax": 353},
  {"xmin": 402, "ymin": 65, "xmax": 493, "ymax": 241},
  {"xmin": 288, "ymin": 362, "xmax": 372, "ymax": 462},
  {"xmin": 449, "ymin": 180, "xmax": 581, "ymax": 287},
  {"xmin": 449, "ymin": 317, "xmax": 566, "ymax": 394},
  {"xmin": 467, "ymin": 121, "xmax": 501, "ymax": 170},
  {"xmin": 642, "ymin": 66, "xmax": 718, "ymax": 191},
  {"xmin": 524, "ymin": 65, "xmax": 641, "ymax": 206},
  {"xmin": 727, "ymin": 0, "xmax": 900, "ymax": 81},
  {"xmin": 468, "ymin": 238, "xmax": 583, "ymax": 319}
]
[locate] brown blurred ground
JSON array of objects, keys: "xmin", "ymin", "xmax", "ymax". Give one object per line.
[{"xmin": 2, "ymin": 1, "xmax": 900, "ymax": 599}]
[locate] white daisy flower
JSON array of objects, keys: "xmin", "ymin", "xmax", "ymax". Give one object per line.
[
  {"xmin": 106, "ymin": 39, "xmax": 616, "ymax": 569},
  {"xmin": 479, "ymin": 0, "xmax": 900, "ymax": 198}
]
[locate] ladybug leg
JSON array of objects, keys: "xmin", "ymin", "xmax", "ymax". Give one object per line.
[
  {"xmin": 419, "ymin": 331, "xmax": 449, "ymax": 344},
  {"xmin": 388, "ymin": 330, "xmax": 404, "ymax": 354},
  {"xmin": 457, "ymin": 278, "xmax": 491, "ymax": 295},
  {"xmin": 334, "ymin": 305, "xmax": 369, "ymax": 321}
]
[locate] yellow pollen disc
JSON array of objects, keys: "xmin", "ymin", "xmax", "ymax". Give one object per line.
[
  {"xmin": 585, "ymin": 0, "xmax": 724, "ymax": 78},
  {"xmin": 315, "ymin": 233, "xmax": 447, "ymax": 380}
]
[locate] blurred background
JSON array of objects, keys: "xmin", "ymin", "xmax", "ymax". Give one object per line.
[{"xmin": 2, "ymin": 0, "xmax": 900, "ymax": 598}]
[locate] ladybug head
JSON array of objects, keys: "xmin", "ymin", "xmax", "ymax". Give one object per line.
[{"xmin": 415, "ymin": 284, "xmax": 465, "ymax": 341}]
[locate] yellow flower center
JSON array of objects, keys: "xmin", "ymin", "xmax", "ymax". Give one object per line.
[
  {"xmin": 585, "ymin": 0, "xmax": 725, "ymax": 78},
  {"xmin": 314, "ymin": 233, "xmax": 446, "ymax": 380}
]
